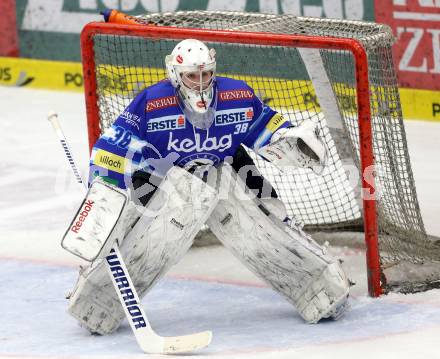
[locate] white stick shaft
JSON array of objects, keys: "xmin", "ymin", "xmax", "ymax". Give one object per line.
[{"xmin": 47, "ymin": 112, "xmax": 85, "ymax": 186}]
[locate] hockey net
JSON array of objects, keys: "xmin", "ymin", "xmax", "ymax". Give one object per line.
[{"xmin": 81, "ymin": 11, "xmax": 440, "ymax": 296}]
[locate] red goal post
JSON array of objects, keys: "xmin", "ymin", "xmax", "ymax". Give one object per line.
[{"xmin": 80, "ymin": 20, "xmax": 383, "ymax": 298}]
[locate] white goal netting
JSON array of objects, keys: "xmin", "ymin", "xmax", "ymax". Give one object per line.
[{"xmin": 85, "ymin": 11, "xmax": 440, "ymax": 293}]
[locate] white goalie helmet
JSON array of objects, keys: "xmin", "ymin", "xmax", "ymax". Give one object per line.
[{"xmin": 165, "ymin": 39, "xmax": 217, "ymax": 129}]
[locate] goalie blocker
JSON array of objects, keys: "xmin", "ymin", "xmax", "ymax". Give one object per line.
[
  {"xmin": 62, "ymin": 179, "xmax": 129, "ymax": 261},
  {"xmin": 66, "ymin": 161, "xmax": 349, "ymax": 334}
]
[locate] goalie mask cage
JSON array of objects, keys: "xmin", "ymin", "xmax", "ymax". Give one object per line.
[{"xmin": 81, "ymin": 11, "xmax": 440, "ymax": 297}]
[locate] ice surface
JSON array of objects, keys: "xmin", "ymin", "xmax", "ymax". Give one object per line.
[
  {"xmin": 1, "ymin": 87, "xmax": 440, "ymax": 358},
  {"xmin": 2, "ymin": 258, "xmax": 440, "ymax": 358}
]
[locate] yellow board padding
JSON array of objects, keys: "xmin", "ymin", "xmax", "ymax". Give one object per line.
[
  {"xmin": 0, "ymin": 57, "xmax": 84, "ymax": 91},
  {"xmin": 1, "ymin": 57, "xmax": 440, "ymax": 121},
  {"xmin": 95, "ymin": 64, "xmax": 440, "ymax": 122},
  {"xmin": 399, "ymin": 88, "xmax": 440, "ymax": 122},
  {"xmin": 95, "ymin": 64, "xmax": 341, "ymax": 112}
]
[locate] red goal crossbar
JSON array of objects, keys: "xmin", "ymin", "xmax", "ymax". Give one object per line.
[{"xmin": 80, "ymin": 21, "xmax": 382, "ymax": 297}]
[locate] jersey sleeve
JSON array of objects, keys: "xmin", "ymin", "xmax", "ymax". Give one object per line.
[
  {"xmin": 242, "ymin": 86, "xmax": 291, "ymax": 150},
  {"xmin": 88, "ymin": 91, "xmax": 147, "ymax": 189}
]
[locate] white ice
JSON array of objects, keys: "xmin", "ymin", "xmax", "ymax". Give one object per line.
[{"xmin": 1, "ymin": 87, "xmax": 440, "ymax": 359}]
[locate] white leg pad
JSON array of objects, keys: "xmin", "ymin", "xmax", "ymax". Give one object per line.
[
  {"xmin": 295, "ymin": 261, "xmax": 350, "ymax": 323},
  {"xmin": 206, "ymin": 164, "xmax": 349, "ymax": 323},
  {"xmin": 67, "ymin": 167, "xmax": 218, "ymax": 334}
]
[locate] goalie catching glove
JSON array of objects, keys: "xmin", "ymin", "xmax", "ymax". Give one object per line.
[{"xmin": 258, "ymin": 120, "xmax": 328, "ymax": 174}]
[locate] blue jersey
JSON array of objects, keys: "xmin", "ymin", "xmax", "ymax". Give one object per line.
[{"xmin": 89, "ymin": 76, "xmax": 290, "ymax": 189}]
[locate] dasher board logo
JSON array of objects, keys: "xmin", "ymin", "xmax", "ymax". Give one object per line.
[
  {"xmin": 146, "ymin": 115, "xmax": 186, "ymax": 132},
  {"xmin": 215, "ymin": 107, "xmax": 253, "ymax": 126},
  {"xmin": 374, "ymin": 1, "xmax": 440, "ymax": 91}
]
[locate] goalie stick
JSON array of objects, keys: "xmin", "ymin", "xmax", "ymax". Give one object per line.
[{"xmin": 47, "ymin": 111, "xmax": 212, "ymax": 354}]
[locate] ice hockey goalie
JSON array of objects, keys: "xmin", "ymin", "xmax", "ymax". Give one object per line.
[{"xmin": 63, "ymin": 38, "xmax": 350, "ymax": 335}]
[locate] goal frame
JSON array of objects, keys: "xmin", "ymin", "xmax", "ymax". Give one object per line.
[{"xmin": 80, "ymin": 21, "xmax": 381, "ymax": 297}]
